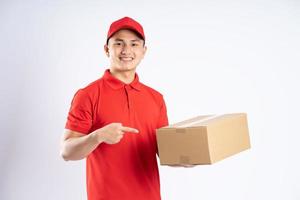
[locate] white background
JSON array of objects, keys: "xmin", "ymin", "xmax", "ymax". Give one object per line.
[{"xmin": 1, "ymin": 0, "xmax": 299, "ymax": 199}]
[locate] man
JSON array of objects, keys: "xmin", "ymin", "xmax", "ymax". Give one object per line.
[{"xmin": 60, "ymin": 17, "xmax": 168, "ymax": 200}]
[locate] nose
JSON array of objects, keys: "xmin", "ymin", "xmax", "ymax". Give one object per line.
[{"xmin": 121, "ymin": 44, "xmax": 131, "ymax": 55}]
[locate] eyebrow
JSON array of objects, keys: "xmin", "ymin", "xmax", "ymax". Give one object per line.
[{"xmin": 114, "ymin": 38, "xmax": 142, "ymax": 43}]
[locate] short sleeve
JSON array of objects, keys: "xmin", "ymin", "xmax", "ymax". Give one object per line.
[
  {"xmin": 65, "ymin": 89, "xmax": 93, "ymax": 134},
  {"xmin": 157, "ymin": 97, "xmax": 169, "ymax": 128}
]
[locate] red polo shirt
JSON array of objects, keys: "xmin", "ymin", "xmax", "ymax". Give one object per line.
[{"xmin": 65, "ymin": 69, "xmax": 168, "ymax": 200}]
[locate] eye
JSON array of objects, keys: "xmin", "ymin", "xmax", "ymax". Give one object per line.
[
  {"xmin": 132, "ymin": 43, "xmax": 139, "ymax": 47},
  {"xmin": 114, "ymin": 42, "xmax": 122, "ymax": 46}
]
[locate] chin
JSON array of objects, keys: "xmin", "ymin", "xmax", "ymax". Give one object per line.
[{"xmin": 113, "ymin": 65, "xmax": 137, "ymax": 72}]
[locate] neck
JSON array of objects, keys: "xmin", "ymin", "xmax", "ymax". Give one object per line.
[{"xmin": 109, "ymin": 68, "xmax": 136, "ymax": 84}]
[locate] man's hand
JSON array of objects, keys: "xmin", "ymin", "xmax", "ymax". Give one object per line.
[
  {"xmin": 60, "ymin": 123, "xmax": 138, "ymax": 161},
  {"xmin": 95, "ymin": 123, "xmax": 139, "ymax": 144}
]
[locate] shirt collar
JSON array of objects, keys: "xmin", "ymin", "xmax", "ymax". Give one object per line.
[{"xmin": 102, "ymin": 69, "xmax": 142, "ymax": 91}]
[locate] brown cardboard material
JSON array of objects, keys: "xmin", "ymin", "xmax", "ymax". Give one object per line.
[{"xmin": 156, "ymin": 113, "xmax": 251, "ymax": 165}]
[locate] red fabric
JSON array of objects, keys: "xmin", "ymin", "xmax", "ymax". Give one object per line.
[
  {"xmin": 65, "ymin": 69, "xmax": 168, "ymax": 200},
  {"xmin": 107, "ymin": 16, "xmax": 145, "ymax": 41}
]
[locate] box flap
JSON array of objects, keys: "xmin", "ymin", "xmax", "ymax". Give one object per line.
[{"xmin": 167, "ymin": 115, "xmax": 213, "ymax": 128}]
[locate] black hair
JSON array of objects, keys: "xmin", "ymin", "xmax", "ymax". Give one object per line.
[{"xmin": 106, "ymin": 29, "xmax": 145, "ymax": 46}]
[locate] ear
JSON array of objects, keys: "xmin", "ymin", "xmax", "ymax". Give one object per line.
[
  {"xmin": 104, "ymin": 44, "xmax": 109, "ymax": 57},
  {"xmin": 142, "ymin": 45, "xmax": 147, "ymax": 59}
]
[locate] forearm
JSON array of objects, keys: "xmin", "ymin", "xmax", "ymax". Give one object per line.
[
  {"xmin": 61, "ymin": 131, "xmax": 103, "ymax": 161},
  {"xmin": 60, "ymin": 123, "xmax": 137, "ymax": 161}
]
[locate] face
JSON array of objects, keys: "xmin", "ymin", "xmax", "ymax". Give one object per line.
[{"xmin": 104, "ymin": 29, "xmax": 147, "ymax": 73}]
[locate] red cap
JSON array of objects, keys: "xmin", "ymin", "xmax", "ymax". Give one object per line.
[{"xmin": 106, "ymin": 17, "xmax": 145, "ymax": 44}]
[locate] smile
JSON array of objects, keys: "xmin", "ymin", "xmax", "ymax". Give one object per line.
[{"xmin": 120, "ymin": 57, "xmax": 133, "ymax": 61}]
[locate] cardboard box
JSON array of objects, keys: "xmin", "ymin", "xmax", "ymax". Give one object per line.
[{"xmin": 156, "ymin": 113, "xmax": 250, "ymax": 165}]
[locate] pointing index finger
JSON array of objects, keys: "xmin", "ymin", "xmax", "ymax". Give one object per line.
[{"xmin": 120, "ymin": 126, "xmax": 139, "ymax": 133}]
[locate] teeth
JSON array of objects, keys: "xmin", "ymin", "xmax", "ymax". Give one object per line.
[{"xmin": 120, "ymin": 57, "xmax": 133, "ymax": 61}]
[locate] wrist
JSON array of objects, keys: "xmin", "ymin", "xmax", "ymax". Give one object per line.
[{"xmin": 91, "ymin": 129, "xmax": 104, "ymax": 144}]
